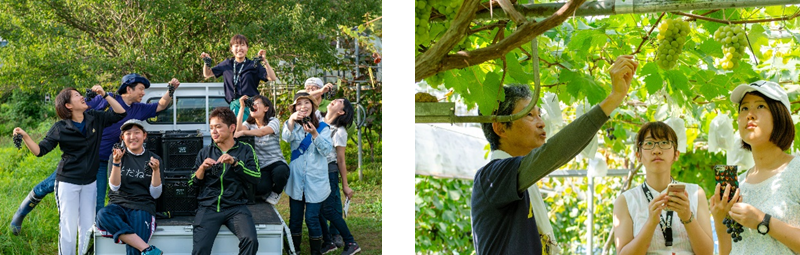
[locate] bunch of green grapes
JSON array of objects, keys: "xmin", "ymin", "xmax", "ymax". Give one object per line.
[
  {"xmin": 415, "ymin": 0, "xmax": 432, "ymax": 52},
  {"xmin": 430, "ymin": 0, "xmax": 461, "ymax": 20},
  {"xmin": 655, "ymin": 19, "xmax": 691, "ymax": 70},
  {"xmin": 713, "ymin": 25, "xmax": 747, "ymax": 70}
]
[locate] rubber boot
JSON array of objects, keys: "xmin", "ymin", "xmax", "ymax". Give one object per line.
[
  {"xmin": 310, "ymin": 237, "xmax": 323, "ymax": 255},
  {"xmin": 10, "ymin": 190, "xmax": 42, "ymax": 235},
  {"xmin": 285, "ymin": 234, "xmax": 301, "ymax": 255}
]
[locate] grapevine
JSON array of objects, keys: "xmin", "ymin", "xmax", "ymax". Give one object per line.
[
  {"xmin": 655, "ymin": 19, "xmax": 691, "ymax": 70},
  {"xmin": 713, "ymin": 25, "xmax": 747, "ymax": 70}
]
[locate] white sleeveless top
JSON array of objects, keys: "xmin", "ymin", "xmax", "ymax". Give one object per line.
[{"xmin": 621, "ymin": 181, "xmax": 700, "ymax": 255}]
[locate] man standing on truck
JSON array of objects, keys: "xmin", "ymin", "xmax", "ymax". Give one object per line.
[
  {"xmin": 190, "ymin": 107, "xmax": 261, "ymax": 255},
  {"xmin": 201, "ymin": 34, "xmax": 278, "ymax": 122},
  {"xmin": 10, "ymin": 74, "xmax": 181, "ymax": 235},
  {"xmin": 96, "ymin": 119, "xmax": 165, "ymax": 255}
]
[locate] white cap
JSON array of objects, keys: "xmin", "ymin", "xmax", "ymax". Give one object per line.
[
  {"xmin": 730, "ymin": 80, "xmax": 791, "ymax": 111},
  {"xmin": 120, "ymin": 119, "xmax": 146, "ymax": 132},
  {"xmin": 304, "ymin": 77, "xmax": 324, "ymax": 89}
]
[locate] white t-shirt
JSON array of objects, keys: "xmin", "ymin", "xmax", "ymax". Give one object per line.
[
  {"xmin": 621, "ymin": 181, "xmax": 700, "ymax": 255},
  {"xmin": 326, "ymin": 125, "xmax": 348, "ymax": 164}
]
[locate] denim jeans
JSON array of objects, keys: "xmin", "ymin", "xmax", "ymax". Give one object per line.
[
  {"xmin": 289, "ymin": 197, "xmax": 322, "ymax": 238},
  {"xmin": 33, "ymin": 171, "xmax": 57, "ymax": 198},
  {"xmin": 96, "ymin": 160, "xmax": 109, "ymax": 213},
  {"xmin": 96, "ymin": 204, "xmax": 156, "ymax": 255},
  {"xmin": 319, "ymin": 165, "xmax": 355, "ymax": 244}
]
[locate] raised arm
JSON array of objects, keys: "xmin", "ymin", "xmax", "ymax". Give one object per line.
[
  {"xmin": 92, "ymin": 85, "xmax": 125, "ymax": 114},
  {"xmin": 156, "ymin": 78, "xmax": 179, "ymax": 112},
  {"xmin": 201, "ymin": 52, "xmax": 215, "ymax": 79},
  {"xmin": 257, "ymin": 50, "xmax": 278, "ymax": 82},
  {"xmin": 516, "ymin": 55, "xmax": 637, "ymax": 192}
]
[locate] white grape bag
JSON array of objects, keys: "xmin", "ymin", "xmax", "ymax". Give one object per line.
[
  {"xmin": 588, "ymin": 152, "xmax": 609, "ymax": 178},
  {"xmin": 708, "ymin": 113, "xmax": 734, "ymax": 153},
  {"xmin": 576, "ymin": 100, "xmax": 598, "ymax": 159},
  {"xmin": 542, "ymin": 92, "xmax": 564, "ymax": 127},
  {"xmin": 664, "ymin": 116, "xmax": 687, "ymax": 153},
  {"xmin": 727, "ymin": 131, "xmax": 755, "ymax": 170}
]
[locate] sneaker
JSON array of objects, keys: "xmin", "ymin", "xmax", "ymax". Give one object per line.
[
  {"xmin": 332, "ymin": 234, "xmax": 344, "ymax": 248},
  {"xmin": 141, "ymin": 245, "xmax": 163, "ymax": 255},
  {"xmin": 266, "ymin": 192, "xmax": 281, "ymax": 205},
  {"xmin": 341, "ymin": 242, "xmax": 361, "ymax": 255},
  {"xmin": 321, "ymin": 241, "xmax": 337, "ymax": 254}
]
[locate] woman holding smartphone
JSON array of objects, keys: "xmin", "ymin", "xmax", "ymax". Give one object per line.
[
  {"xmin": 613, "ymin": 121, "xmax": 713, "ymax": 255},
  {"xmin": 711, "ymin": 80, "xmax": 800, "ymax": 254}
]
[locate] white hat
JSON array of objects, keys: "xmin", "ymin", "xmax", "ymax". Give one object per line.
[
  {"xmin": 730, "ymin": 80, "xmax": 791, "ymax": 111},
  {"xmin": 304, "ymin": 77, "xmax": 324, "ymax": 89},
  {"xmin": 120, "ymin": 119, "xmax": 146, "ymax": 132}
]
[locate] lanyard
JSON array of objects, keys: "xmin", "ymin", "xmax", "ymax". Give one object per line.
[
  {"xmin": 232, "ymin": 59, "xmax": 246, "ymax": 97},
  {"xmin": 641, "ymin": 181, "xmax": 675, "ymax": 247}
]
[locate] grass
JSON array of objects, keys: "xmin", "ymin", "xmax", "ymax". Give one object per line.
[{"xmin": 0, "ymin": 131, "xmax": 382, "ymax": 254}]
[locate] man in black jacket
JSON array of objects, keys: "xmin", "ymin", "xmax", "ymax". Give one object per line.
[{"xmin": 190, "ymin": 107, "xmax": 261, "ymax": 255}]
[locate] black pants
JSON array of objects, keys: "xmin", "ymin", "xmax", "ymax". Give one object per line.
[
  {"xmin": 256, "ymin": 161, "xmax": 290, "ymax": 196},
  {"xmin": 192, "ymin": 205, "xmax": 258, "ymax": 255}
]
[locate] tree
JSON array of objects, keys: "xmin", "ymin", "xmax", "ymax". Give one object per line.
[{"xmin": 0, "ymin": 0, "xmax": 381, "ymax": 94}]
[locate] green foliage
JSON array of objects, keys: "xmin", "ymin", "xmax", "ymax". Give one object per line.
[
  {"xmin": 671, "ymin": 150, "xmax": 728, "ymax": 199},
  {"xmin": 0, "ymin": 89, "xmax": 57, "ymax": 134},
  {"xmin": 0, "ymin": 146, "xmax": 62, "ymax": 254},
  {"xmin": 0, "ymin": 0, "xmax": 381, "ymax": 92},
  {"xmin": 415, "ymin": 176, "xmax": 474, "ymax": 254}
]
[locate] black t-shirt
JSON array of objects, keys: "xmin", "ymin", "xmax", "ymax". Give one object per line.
[
  {"xmin": 471, "ymin": 157, "xmax": 542, "ymax": 254},
  {"xmin": 107, "ymin": 150, "xmax": 164, "ymax": 216},
  {"xmin": 211, "ymin": 58, "xmax": 269, "ymax": 103}
]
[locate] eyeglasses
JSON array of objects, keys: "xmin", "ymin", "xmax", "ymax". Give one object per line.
[{"xmin": 640, "ymin": 140, "xmax": 674, "ymax": 150}]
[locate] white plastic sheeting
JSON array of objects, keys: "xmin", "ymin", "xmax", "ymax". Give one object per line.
[
  {"xmin": 588, "ymin": 152, "xmax": 609, "ymax": 178},
  {"xmin": 708, "ymin": 113, "xmax": 735, "ymax": 153},
  {"xmin": 415, "ymin": 124, "xmax": 490, "ymax": 179}
]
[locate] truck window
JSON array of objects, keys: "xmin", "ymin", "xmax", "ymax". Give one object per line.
[{"xmin": 146, "ymin": 97, "xmax": 229, "ymax": 124}]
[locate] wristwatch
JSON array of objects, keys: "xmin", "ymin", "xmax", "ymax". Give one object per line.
[{"xmin": 757, "ymin": 213, "xmax": 771, "ymax": 235}]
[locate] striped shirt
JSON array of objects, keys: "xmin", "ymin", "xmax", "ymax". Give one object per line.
[{"xmin": 242, "ymin": 117, "xmax": 285, "ymax": 167}]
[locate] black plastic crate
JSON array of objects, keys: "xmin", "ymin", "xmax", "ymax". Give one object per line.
[
  {"xmin": 144, "ymin": 131, "xmax": 163, "ymax": 158},
  {"xmin": 156, "ymin": 177, "xmax": 198, "ymax": 216},
  {"xmin": 162, "ymin": 136, "xmax": 203, "ymax": 177}
]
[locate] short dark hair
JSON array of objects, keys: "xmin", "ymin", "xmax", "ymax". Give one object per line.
[
  {"xmin": 55, "ymin": 87, "xmax": 78, "ymax": 120},
  {"xmin": 635, "ymin": 121, "xmax": 678, "ymax": 152},
  {"xmin": 245, "ymin": 95, "xmax": 276, "ymax": 125},
  {"xmin": 230, "ymin": 34, "xmax": 248, "ymax": 47},
  {"xmin": 480, "ymin": 84, "xmax": 532, "ymax": 150},
  {"xmin": 210, "ymin": 107, "xmax": 237, "ymax": 127},
  {"xmin": 330, "ymin": 98, "xmax": 355, "ymax": 128},
  {"xmin": 739, "ymin": 91, "xmax": 795, "ymax": 151}
]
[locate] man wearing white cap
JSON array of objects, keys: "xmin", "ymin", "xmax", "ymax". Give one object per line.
[{"xmin": 304, "ymin": 77, "xmax": 335, "ymax": 116}]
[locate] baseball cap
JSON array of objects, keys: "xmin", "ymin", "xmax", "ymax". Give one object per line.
[
  {"xmin": 304, "ymin": 77, "xmax": 324, "ymax": 89},
  {"xmin": 120, "ymin": 119, "xmax": 146, "ymax": 132},
  {"xmin": 730, "ymin": 80, "xmax": 791, "ymax": 111},
  {"xmin": 117, "ymin": 73, "xmax": 151, "ymax": 94}
]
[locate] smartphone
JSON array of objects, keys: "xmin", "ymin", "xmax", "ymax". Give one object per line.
[
  {"xmin": 714, "ymin": 165, "xmax": 739, "ymax": 202},
  {"xmin": 665, "ymin": 183, "xmax": 686, "ymax": 211},
  {"xmin": 667, "ymin": 183, "xmax": 686, "ymax": 194}
]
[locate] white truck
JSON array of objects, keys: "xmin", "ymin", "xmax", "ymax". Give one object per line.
[{"xmin": 95, "ymin": 83, "xmax": 288, "ymax": 255}]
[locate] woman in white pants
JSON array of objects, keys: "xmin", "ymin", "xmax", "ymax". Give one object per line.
[{"xmin": 14, "ymin": 86, "xmax": 126, "ymax": 255}]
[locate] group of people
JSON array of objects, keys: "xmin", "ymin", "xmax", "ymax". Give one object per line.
[
  {"xmin": 11, "ymin": 34, "xmax": 361, "ymax": 255},
  {"xmin": 471, "ymin": 55, "xmax": 800, "ymax": 255}
]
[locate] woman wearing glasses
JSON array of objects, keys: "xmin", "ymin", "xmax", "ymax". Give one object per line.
[{"xmin": 613, "ymin": 121, "xmax": 713, "ymax": 254}]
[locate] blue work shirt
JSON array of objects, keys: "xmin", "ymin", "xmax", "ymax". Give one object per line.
[{"xmin": 281, "ymin": 120, "xmax": 333, "ymax": 203}]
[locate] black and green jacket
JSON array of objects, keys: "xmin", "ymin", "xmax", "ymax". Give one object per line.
[{"xmin": 190, "ymin": 141, "xmax": 260, "ymax": 212}]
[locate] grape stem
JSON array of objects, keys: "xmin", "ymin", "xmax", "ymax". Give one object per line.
[{"xmin": 631, "ymin": 12, "xmax": 666, "ymax": 56}]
